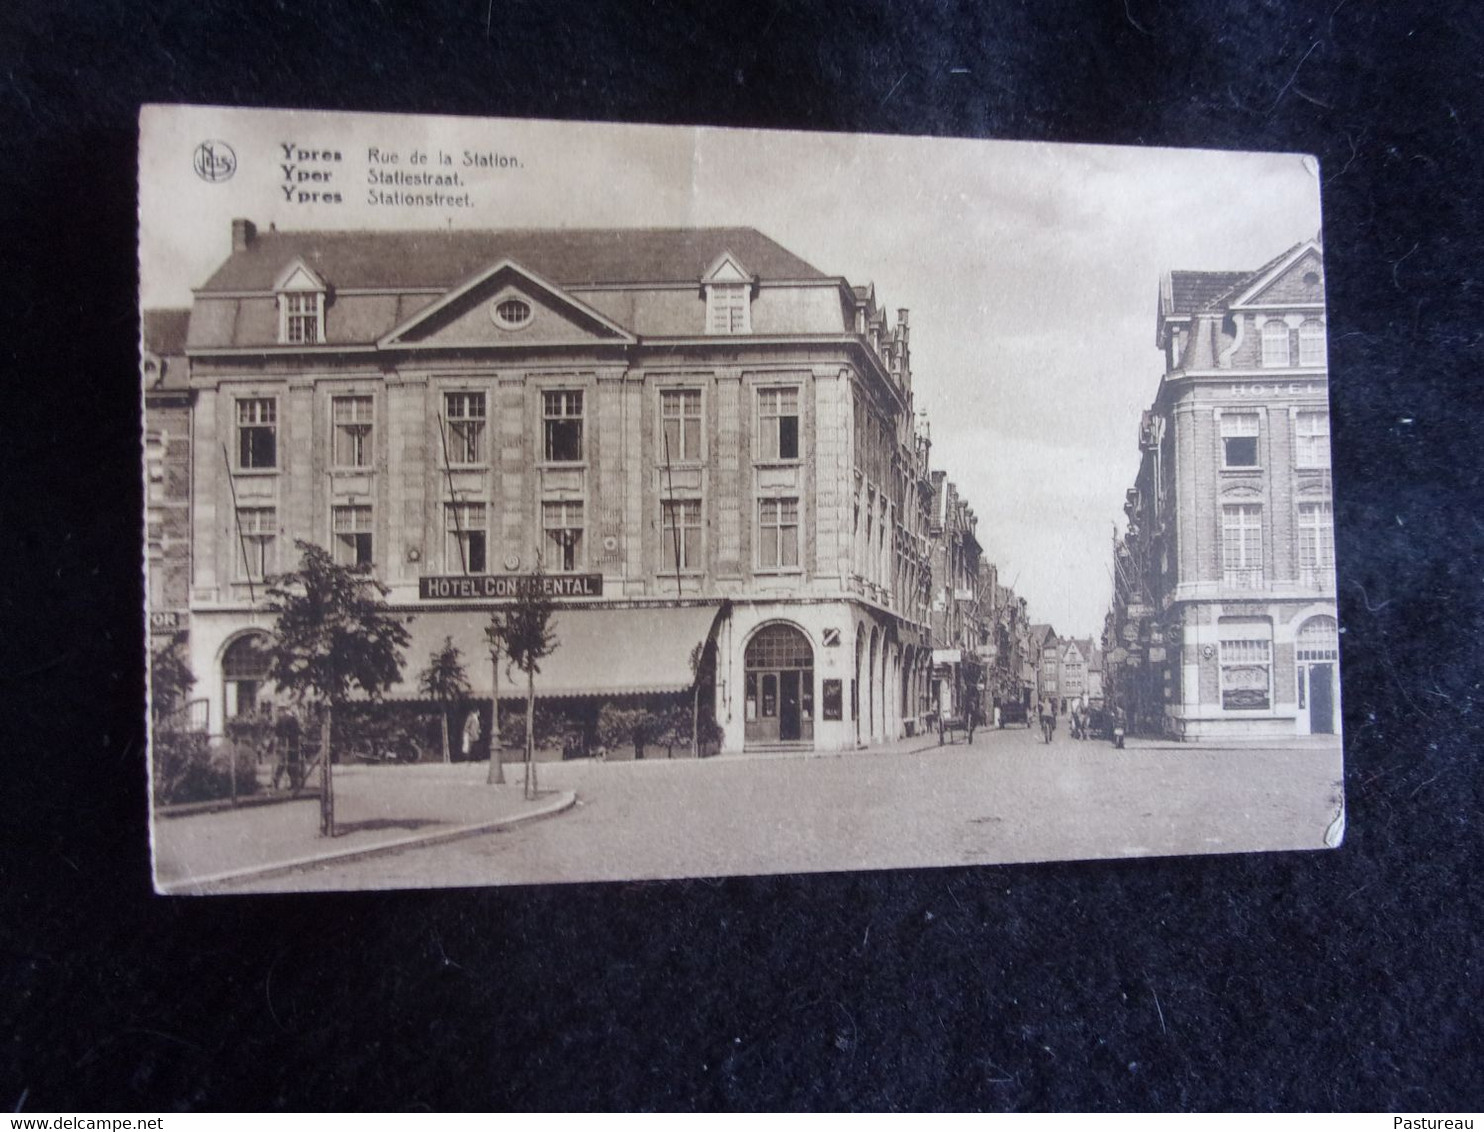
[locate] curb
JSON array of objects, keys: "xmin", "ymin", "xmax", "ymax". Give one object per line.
[
  {"xmin": 155, "ymin": 789, "xmax": 578, "ymax": 894},
  {"xmin": 155, "ymin": 790, "xmax": 321, "ymax": 820}
]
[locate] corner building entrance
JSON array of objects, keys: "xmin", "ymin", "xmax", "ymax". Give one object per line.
[{"xmin": 744, "ymin": 623, "xmax": 814, "ymax": 747}]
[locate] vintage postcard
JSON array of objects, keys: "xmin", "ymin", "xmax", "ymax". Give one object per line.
[{"xmin": 141, "ymin": 105, "xmax": 1344, "ymax": 894}]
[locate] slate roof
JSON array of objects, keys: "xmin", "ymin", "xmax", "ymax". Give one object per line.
[
  {"xmin": 1196, "ymin": 238, "xmax": 1314, "ymax": 312},
  {"xmin": 200, "ymin": 225, "xmax": 830, "ymax": 293},
  {"xmin": 142, "ymin": 308, "xmax": 191, "ymax": 354},
  {"xmin": 1165, "ymin": 271, "xmax": 1249, "ymax": 318}
]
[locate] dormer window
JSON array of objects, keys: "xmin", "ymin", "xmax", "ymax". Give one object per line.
[
  {"xmin": 283, "ymin": 293, "xmax": 322, "ymax": 343},
  {"xmin": 707, "ymin": 283, "xmax": 749, "ymax": 333},
  {"xmin": 702, "ymin": 252, "xmax": 754, "ymax": 335},
  {"xmin": 275, "ymin": 260, "xmax": 328, "ymax": 345}
]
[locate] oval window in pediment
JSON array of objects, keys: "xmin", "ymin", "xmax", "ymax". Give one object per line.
[{"xmin": 492, "ymin": 296, "xmax": 533, "ymax": 330}]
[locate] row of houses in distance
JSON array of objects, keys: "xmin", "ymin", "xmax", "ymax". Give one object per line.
[{"xmin": 144, "ymin": 220, "xmax": 1047, "ymax": 756}]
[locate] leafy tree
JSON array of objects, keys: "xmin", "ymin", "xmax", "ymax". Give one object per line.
[
  {"xmin": 418, "ymin": 636, "xmax": 470, "ymax": 764},
  {"xmin": 149, "ymin": 636, "xmax": 196, "ymax": 724},
  {"xmin": 486, "ymin": 563, "xmax": 559, "ymax": 799},
  {"xmin": 264, "ymin": 541, "xmax": 411, "ymax": 836}
]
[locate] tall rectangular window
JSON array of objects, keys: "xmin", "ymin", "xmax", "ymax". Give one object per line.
[
  {"xmin": 282, "ymin": 292, "xmax": 322, "ymax": 344},
  {"xmin": 236, "ymin": 398, "xmax": 277, "ymax": 470},
  {"xmin": 758, "ymin": 387, "xmax": 800, "ymax": 461},
  {"xmin": 332, "ymin": 504, "xmax": 374, "ymax": 569},
  {"xmin": 444, "ymin": 392, "xmax": 486, "ymax": 465},
  {"xmin": 1220, "ymin": 638, "xmax": 1272, "ymax": 710},
  {"xmin": 543, "ymin": 390, "xmax": 584, "ymax": 463},
  {"xmin": 758, "ymin": 497, "xmax": 800, "ymax": 569},
  {"xmin": 1220, "ymin": 412, "xmax": 1260, "ymax": 468},
  {"xmin": 1298, "ymin": 500, "xmax": 1335, "ymax": 587},
  {"xmin": 237, "ymin": 507, "xmax": 276, "ymax": 581},
  {"xmin": 1295, "ymin": 410, "xmax": 1330, "ymax": 469},
  {"xmin": 1298, "ymin": 319, "xmax": 1326, "ymax": 367},
  {"xmin": 660, "ymin": 388, "xmax": 702, "ymax": 462},
  {"xmin": 661, "ymin": 498, "xmax": 702, "ymax": 572},
  {"xmin": 445, "ymin": 502, "xmax": 487, "ymax": 574},
  {"xmin": 1260, "ymin": 320, "xmax": 1291, "ymax": 367},
  {"xmin": 332, "ymin": 396, "xmax": 373, "ymax": 468},
  {"xmin": 543, "ymin": 500, "xmax": 583, "ymax": 571},
  {"xmin": 1222, "ymin": 503, "xmax": 1264, "ymax": 588}
]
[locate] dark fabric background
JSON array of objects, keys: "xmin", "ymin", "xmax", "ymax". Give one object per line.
[{"xmin": 1, "ymin": 0, "xmax": 1479, "ymax": 1112}]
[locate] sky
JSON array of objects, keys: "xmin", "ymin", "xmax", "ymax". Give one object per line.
[{"xmin": 140, "ymin": 107, "xmax": 1322, "ymax": 638}]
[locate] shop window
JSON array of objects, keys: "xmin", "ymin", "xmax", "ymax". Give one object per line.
[
  {"xmin": 445, "ymin": 502, "xmax": 487, "ymax": 574},
  {"xmin": 758, "ymin": 387, "xmax": 800, "ymax": 461},
  {"xmin": 543, "ymin": 500, "xmax": 583, "ymax": 571},
  {"xmin": 1221, "ymin": 412, "xmax": 1260, "ymax": 468},
  {"xmin": 660, "ymin": 388, "xmax": 702, "ymax": 461},
  {"xmin": 758, "ymin": 497, "xmax": 800, "ymax": 569},
  {"xmin": 543, "ymin": 390, "xmax": 584, "ymax": 463},
  {"xmin": 332, "ymin": 504, "xmax": 373, "ymax": 569},
  {"xmin": 444, "ymin": 392, "xmax": 486, "ymax": 465},
  {"xmin": 1295, "ymin": 410, "xmax": 1330, "ymax": 469},
  {"xmin": 661, "ymin": 498, "xmax": 702, "ymax": 572},
  {"xmin": 332, "ymin": 396, "xmax": 373, "ymax": 468},
  {"xmin": 236, "ymin": 398, "xmax": 277, "ymax": 470},
  {"xmin": 1260, "ymin": 320, "xmax": 1291, "ymax": 367},
  {"xmin": 236, "ymin": 507, "xmax": 276, "ymax": 582},
  {"xmin": 1219, "ymin": 637, "xmax": 1271, "ymax": 710},
  {"xmin": 1221, "ymin": 503, "xmax": 1264, "ymax": 588}
]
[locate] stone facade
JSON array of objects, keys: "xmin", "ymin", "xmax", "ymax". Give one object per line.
[{"xmin": 163, "ymin": 221, "xmax": 943, "ymax": 753}]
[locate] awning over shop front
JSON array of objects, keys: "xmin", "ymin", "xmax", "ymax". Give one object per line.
[{"xmin": 394, "ymin": 603, "xmax": 724, "ymax": 700}]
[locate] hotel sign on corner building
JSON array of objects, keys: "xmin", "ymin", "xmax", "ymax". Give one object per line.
[{"xmin": 418, "ymin": 574, "xmax": 604, "ymax": 601}]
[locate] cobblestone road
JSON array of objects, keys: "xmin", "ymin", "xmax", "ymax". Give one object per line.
[{"xmin": 228, "ymin": 724, "xmax": 1344, "ymax": 893}]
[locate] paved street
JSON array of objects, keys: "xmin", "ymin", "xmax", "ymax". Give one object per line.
[{"xmin": 221, "ymin": 723, "xmax": 1345, "ymax": 893}]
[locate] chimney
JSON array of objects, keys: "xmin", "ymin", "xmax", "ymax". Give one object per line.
[{"xmin": 231, "ymin": 218, "xmax": 257, "ymax": 251}]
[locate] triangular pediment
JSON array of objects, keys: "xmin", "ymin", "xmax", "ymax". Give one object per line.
[
  {"xmin": 1232, "ymin": 241, "xmax": 1324, "ymax": 309},
  {"xmin": 703, "ymin": 252, "xmax": 754, "ymax": 286},
  {"xmin": 274, "ymin": 259, "xmax": 327, "ymax": 293},
  {"xmin": 378, "ymin": 260, "xmax": 637, "ymax": 350}
]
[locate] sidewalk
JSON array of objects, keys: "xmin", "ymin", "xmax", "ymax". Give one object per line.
[{"xmin": 153, "ymin": 763, "xmax": 575, "ymax": 893}]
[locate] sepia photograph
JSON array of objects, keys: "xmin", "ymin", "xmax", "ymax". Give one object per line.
[{"xmin": 141, "ymin": 104, "xmax": 1344, "ymax": 894}]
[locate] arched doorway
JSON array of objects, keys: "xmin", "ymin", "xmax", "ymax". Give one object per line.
[
  {"xmin": 1296, "ymin": 615, "xmax": 1339, "ymax": 734},
  {"xmin": 867, "ymin": 626, "xmax": 880, "ymax": 742},
  {"xmin": 745, "ymin": 623, "xmax": 814, "ymax": 746},
  {"xmin": 222, "ymin": 632, "xmax": 272, "ymax": 721}
]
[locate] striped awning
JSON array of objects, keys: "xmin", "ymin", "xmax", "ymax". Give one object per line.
[{"xmin": 396, "ymin": 603, "xmax": 723, "ymax": 699}]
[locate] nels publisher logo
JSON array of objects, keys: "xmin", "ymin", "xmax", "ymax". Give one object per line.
[{"xmin": 193, "ymin": 139, "xmax": 237, "ymax": 183}]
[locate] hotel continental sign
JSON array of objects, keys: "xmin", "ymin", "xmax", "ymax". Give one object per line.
[{"xmin": 153, "ymin": 221, "xmax": 943, "ymax": 755}]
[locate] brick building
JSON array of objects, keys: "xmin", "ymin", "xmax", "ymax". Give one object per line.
[
  {"xmin": 158, "ymin": 220, "xmax": 942, "ymax": 753},
  {"xmin": 142, "ymin": 309, "xmax": 194, "ymax": 676},
  {"xmin": 1110, "ymin": 238, "xmax": 1338, "ymax": 739},
  {"xmin": 927, "ymin": 473, "xmax": 984, "ymax": 722}
]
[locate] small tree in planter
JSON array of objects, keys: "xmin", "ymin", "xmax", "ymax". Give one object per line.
[
  {"xmin": 264, "ymin": 541, "xmax": 410, "ymax": 836},
  {"xmin": 597, "ymin": 703, "xmax": 662, "ymax": 760},
  {"xmin": 418, "ymin": 636, "xmax": 470, "ymax": 764},
  {"xmin": 486, "ymin": 564, "xmax": 559, "ymax": 799}
]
